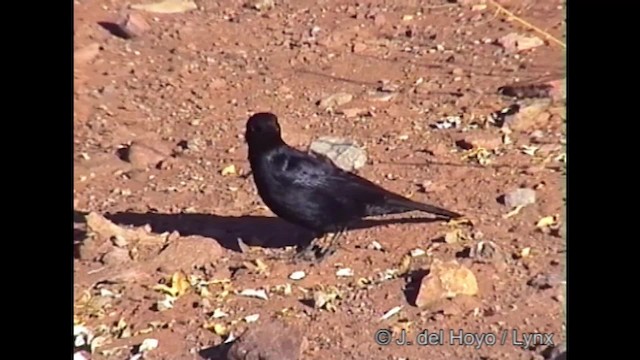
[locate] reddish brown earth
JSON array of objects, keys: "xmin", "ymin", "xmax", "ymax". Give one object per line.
[{"xmin": 74, "ymin": 0, "xmax": 566, "ymax": 359}]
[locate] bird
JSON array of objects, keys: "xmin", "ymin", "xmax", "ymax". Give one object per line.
[{"xmin": 244, "ymin": 112, "xmax": 463, "ymax": 262}]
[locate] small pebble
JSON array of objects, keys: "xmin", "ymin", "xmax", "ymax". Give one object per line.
[{"xmin": 289, "ymin": 271, "xmax": 306, "ymax": 280}]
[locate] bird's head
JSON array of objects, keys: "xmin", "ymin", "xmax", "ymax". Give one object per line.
[{"xmin": 245, "ymin": 112, "xmax": 283, "ymax": 148}]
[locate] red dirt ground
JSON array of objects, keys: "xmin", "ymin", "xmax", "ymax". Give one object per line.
[{"xmin": 74, "ymin": 1, "xmax": 566, "ymax": 359}]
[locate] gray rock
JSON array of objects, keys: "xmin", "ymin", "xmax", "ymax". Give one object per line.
[
  {"xmin": 502, "ymin": 188, "xmax": 536, "ymax": 208},
  {"xmin": 308, "ymin": 136, "xmax": 367, "ymax": 171}
]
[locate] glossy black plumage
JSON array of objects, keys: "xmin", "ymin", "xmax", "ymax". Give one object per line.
[{"xmin": 245, "ymin": 112, "xmax": 462, "ymax": 261}]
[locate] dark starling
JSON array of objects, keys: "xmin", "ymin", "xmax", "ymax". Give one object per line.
[{"xmin": 245, "ymin": 112, "xmax": 462, "ymax": 262}]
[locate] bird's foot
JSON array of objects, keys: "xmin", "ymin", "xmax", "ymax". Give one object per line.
[
  {"xmin": 290, "ymin": 231, "xmax": 344, "ymax": 264},
  {"xmin": 264, "ymin": 249, "xmax": 296, "ymax": 261},
  {"xmin": 291, "ymin": 243, "xmax": 317, "ymax": 263},
  {"xmin": 314, "ymin": 244, "xmax": 338, "ymax": 262},
  {"xmin": 262, "ymin": 242, "xmax": 333, "ymax": 263},
  {"xmin": 290, "ymin": 243, "xmax": 337, "ymax": 264}
]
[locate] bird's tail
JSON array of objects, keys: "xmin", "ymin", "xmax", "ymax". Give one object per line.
[{"xmin": 383, "ymin": 196, "xmax": 463, "ymax": 220}]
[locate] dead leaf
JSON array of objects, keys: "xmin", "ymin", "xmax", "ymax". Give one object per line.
[
  {"xmin": 397, "ymin": 254, "xmax": 412, "ymax": 276},
  {"xmin": 521, "ymin": 145, "xmax": 539, "ymax": 156},
  {"xmin": 75, "ymin": 291, "xmax": 113, "ymax": 320},
  {"xmin": 313, "ymin": 286, "xmax": 342, "ymax": 311},
  {"xmin": 380, "ymin": 306, "xmax": 402, "ymax": 321},
  {"xmin": 155, "ymin": 295, "xmax": 175, "ymax": 311},
  {"xmin": 238, "ymin": 288, "xmax": 268, "ymax": 300},
  {"xmin": 204, "ymin": 322, "xmax": 230, "ymax": 337},
  {"xmin": 275, "ymin": 307, "xmax": 294, "ymax": 317},
  {"xmin": 444, "ymin": 229, "xmax": 469, "ymax": 244},
  {"xmin": 153, "ymin": 271, "xmax": 191, "ymax": 298},
  {"xmin": 253, "ymin": 259, "xmax": 268, "ymax": 274},
  {"xmin": 536, "ymin": 216, "xmax": 557, "ymax": 228},
  {"xmin": 446, "ymin": 217, "xmax": 473, "ymax": 227},
  {"xmin": 461, "ymin": 147, "xmax": 492, "ymax": 165},
  {"xmin": 221, "ymin": 164, "xmax": 236, "ymax": 176},
  {"xmin": 356, "ymin": 277, "xmax": 374, "ymax": 289},
  {"xmin": 242, "ymin": 259, "xmax": 269, "ymax": 274},
  {"xmin": 112, "ymin": 318, "xmax": 131, "ymax": 339},
  {"xmin": 272, "ymin": 283, "xmax": 292, "ymax": 295},
  {"xmin": 502, "ymin": 204, "xmax": 525, "ymax": 219}
]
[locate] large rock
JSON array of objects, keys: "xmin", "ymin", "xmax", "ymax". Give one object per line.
[
  {"xmin": 415, "ymin": 259, "xmax": 479, "ymax": 308},
  {"xmin": 154, "ymin": 235, "xmax": 226, "ymax": 272},
  {"xmin": 227, "ymin": 321, "xmax": 307, "ymax": 360}
]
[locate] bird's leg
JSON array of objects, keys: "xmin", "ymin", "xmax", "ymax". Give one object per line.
[
  {"xmin": 291, "ymin": 227, "xmax": 348, "ymax": 263},
  {"xmin": 314, "ymin": 227, "xmax": 348, "ymax": 262},
  {"xmin": 266, "ymin": 232, "xmax": 323, "ymax": 262},
  {"xmin": 292, "ymin": 232, "xmax": 328, "ymax": 262}
]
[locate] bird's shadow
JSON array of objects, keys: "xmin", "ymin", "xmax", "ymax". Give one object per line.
[
  {"xmin": 74, "ymin": 210, "xmax": 441, "ymax": 252},
  {"xmin": 198, "ymin": 343, "xmax": 232, "ymax": 360}
]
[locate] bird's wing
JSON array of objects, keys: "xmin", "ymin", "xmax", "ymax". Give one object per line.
[
  {"xmin": 267, "ymin": 147, "xmax": 340, "ymax": 188},
  {"xmin": 268, "ymin": 147, "xmax": 387, "ymax": 199},
  {"xmin": 265, "ymin": 146, "xmax": 461, "ymax": 219}
]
